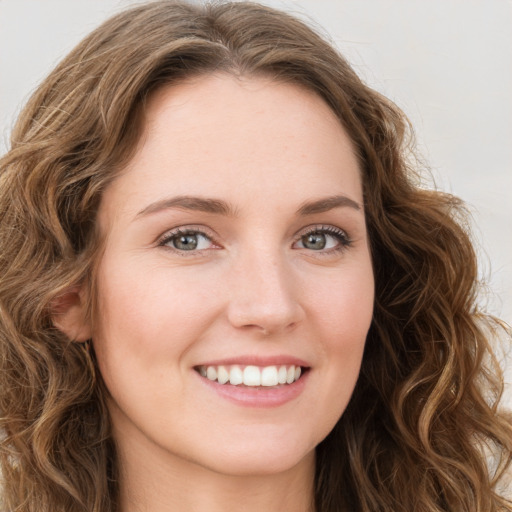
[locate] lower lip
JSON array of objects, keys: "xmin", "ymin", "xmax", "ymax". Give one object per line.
[{"xmin": 196, "ymin": 370, "xmax": 309, "ymax": 408}]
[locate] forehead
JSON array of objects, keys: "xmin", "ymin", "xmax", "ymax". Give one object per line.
[
  {"xmin": 99, "ymin": 74, "xmax": 363, "ymax": 223},
  {"xmin": 143, "ymin": 73, "xmax": 341, "ymax": 131}
]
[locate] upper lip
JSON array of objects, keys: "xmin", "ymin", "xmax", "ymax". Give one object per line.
[{"xmin": 195, "ymin": 355, "xmax": 311, "ymax": 368}]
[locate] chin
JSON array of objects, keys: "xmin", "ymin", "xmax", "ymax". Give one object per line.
[
  {"xmin": 204, "ymin": 446, "xmax": 315, "ymax": 478},
  {"xmin": 187, "ymin": 427, "xmax": 318, "ymax": 477}
]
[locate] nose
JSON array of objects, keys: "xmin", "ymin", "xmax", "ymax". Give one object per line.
[{"xmin": 226, "ymin": 251, "xmax": 304, "ymax": 336}]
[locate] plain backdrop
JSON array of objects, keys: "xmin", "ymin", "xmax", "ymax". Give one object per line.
[{"xmin": 1, "ymin": 0, "xmax": 510, "ymax": 403}]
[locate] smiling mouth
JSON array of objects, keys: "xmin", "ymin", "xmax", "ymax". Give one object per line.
[{"xmin": 195, "ymin": 364, "xmax": 307, "ymax": 387}]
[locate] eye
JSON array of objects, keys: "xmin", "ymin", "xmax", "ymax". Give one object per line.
[
  {"xmin": 294, "ymin": 225, "xmax": 351, "ymax": 252},
  {"xmin": 159, "ymin": 228, "xmax": 216, "ymax": 252}
]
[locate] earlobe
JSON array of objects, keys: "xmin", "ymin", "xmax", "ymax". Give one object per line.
[{"xmin": 51, "ymin": 286, "xmax": 92, "ymax": 342}]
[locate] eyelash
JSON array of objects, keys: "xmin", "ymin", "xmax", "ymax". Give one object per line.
[
  {"xmin": 157, "ymin": 226, "xmax": 219, "ymax": 256},
  {"xmin": 296, "ymin": 225, "xmax": 353, "ymax": 255},
  {"xmin": 157, "ymin": 224, "xmax": 352, "ymax": 256}
]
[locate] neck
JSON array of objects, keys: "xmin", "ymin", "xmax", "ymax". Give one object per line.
[{"xmin": 117, "ymin": 438, "xmax": 315, "ymax": 512}]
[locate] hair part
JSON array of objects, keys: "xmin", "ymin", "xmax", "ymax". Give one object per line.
[{"xmin": 0, "ymin": 1, "xmax": 511, "ymax": 511}]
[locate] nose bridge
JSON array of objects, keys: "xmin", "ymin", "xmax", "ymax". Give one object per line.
[{"xmin": 226, "ymin": 244, "xmax": 302, "ymax": 334}]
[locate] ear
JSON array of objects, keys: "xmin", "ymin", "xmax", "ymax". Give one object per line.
[{"xmin": 51, "ymin": 285, "xmax": 92, "ymax": 342}]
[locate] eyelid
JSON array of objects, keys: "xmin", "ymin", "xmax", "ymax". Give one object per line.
[
  {"xmin": 295, "ymin": 223, "xmax": 348, "ymax": 237},
  {"xmin": 293, "ymin": 224, "xmax": 352, "ymax": 252},
  {"xmin": 156, "ymin": 225, "xmax": 221, "ymax": 251}
]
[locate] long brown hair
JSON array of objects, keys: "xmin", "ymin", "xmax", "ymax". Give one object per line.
[{"xmin": 0, "ymin": 2, "xmax": 510, "ymax": 511}]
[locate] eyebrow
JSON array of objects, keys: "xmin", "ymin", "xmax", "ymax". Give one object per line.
[
  {"xmin": 135, "ymin": 194, "xmax": 361, "ymax": 219},
  {"xmin": 136, "ymin": 196, "xmax": 237, "ymax": 218},
  {"xmin": 296, "ymin": 195, "xmax": 361, "ymax": 215}
]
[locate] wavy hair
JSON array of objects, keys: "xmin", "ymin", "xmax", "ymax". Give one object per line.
[{"xmin": 0, "ymin": 1, "xmax": 510, "ymax": 511}]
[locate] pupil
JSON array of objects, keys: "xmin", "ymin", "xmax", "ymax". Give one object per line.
[
  {"xmin": 175, "ymin": 234, "xmax": 198, "ymax": 250},
  {"xmin": 303, "ymin": 233, "xmax": 326, "ymax": 250}
]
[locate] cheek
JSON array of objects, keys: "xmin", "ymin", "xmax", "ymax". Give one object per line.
[
  {"xmin": 94, "ymin": 257, "xmax": 216, "ymax": 345},
  {"xmin": 90, "ymin": 260, "xmax": 216, "ymax": 421},
  {"xmin": 301, "ymin": 260, "xmax": 374, "ymax": 415},
  {"xmin": 305, "ymin": 259, "xmax": 374, "ymax": 340}
]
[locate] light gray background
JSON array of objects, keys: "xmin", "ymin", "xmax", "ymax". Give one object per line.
[{"xmin": 1, "ymin": 0, "xmax": 510, "ymax": 404}]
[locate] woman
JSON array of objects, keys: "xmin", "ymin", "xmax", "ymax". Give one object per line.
[{"xmin": 0, "ymin": 1, "xmax": 510, "ymax": 511}]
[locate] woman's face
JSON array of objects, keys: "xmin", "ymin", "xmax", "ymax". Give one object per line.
[{"xmin": 91, "ymin": 74, "xmax": 374, "ymax": 477}]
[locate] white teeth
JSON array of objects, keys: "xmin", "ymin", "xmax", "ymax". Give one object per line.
[
  {"xmin": 229, "ymin": 365, "xmax": 243, "ymax": 385},
  {"xmin": 277, "ymin": 365, "xmax": 287, "ymax": 384},
  {"xmin": 261, "ymin": 366, "xmax": 278, "ymax": 386},
  {"xmin": 198, "ymin": 364, "xmax": 304, "ymax": 387},
  {"xmin": 243, "ymin": 366, "xmax": 261, "ymax": 386},
  {"xmin": 206, "ymin": 366, "xmax": 217, "ymax": 381},
  {"xmin": 217, "ymin": 365, "xmax": 229, "ymax": 384}
]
